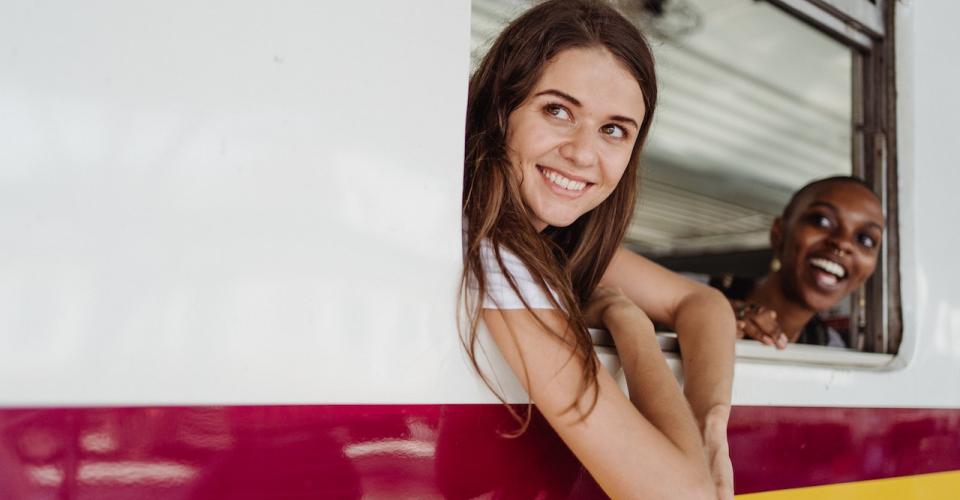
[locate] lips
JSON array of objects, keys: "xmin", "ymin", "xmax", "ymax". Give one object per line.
[
  {"xmin": 537, "ymin": 165, "xmax": 594, "ymax": 197},
  {"xmin": 806, "ymin": 255, "xmax": 848, "ymax": 291}
]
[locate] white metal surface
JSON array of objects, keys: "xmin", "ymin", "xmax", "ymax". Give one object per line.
[
  {"xmin": 0, "ymin": 0, "xmax": 473, "ymax": 405},
  {"xmin": 0, "ymin": 0, "xmax": 957, "ymax": 410}
]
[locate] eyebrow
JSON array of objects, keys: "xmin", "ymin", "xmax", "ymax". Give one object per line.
[
  {"xmin": 808, "ymin": 201, "xmax": 884, "ymax": 230},
  {"xmin": 533, "ymin": 89, "xmax": 640, "ymax": 130}
]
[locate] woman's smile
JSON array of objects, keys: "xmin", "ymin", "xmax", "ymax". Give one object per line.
[
  {"xmin": 805, "ymin": 255, "xmax": 848, "ymax": 291},
  {"xmin": 537, "ymin": 165, "xmax": 593, "ymax": 197}
]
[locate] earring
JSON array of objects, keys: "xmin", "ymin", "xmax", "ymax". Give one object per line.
[{"xmin": 770, "ymin": 256, "xmax": 782, "ymax": 272}]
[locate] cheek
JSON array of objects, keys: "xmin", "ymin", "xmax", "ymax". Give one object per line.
[
  {"xmin": 506, "ymin": 111, "xmax": 552, "ymax": 162},
  {"xmin": 786, "ymin": 229, "xmax": 821, "ymax": 256},
  {"xmin": 505, "ymin": 130, "xmax": 535, "ymax": 180},
  {"xmin": 781, "ymin": 239, "xmax": 811, "ymax": 273},
  {"xmin": 504, "ymin": 113, "xmax": 531, "ymax": 158},
  {"xmin": 854, "ymin": 254, "xmax": 880, "ymax": 282},
  {"xmin": 781, "ymin": 235, "xmax": 806, "ymax": 264},
  {"xmin": 602, "ymin": 153, "xmax": 632, "ymax": 186},
  {"xmin": 504, "ymin": 129, "xmax": 523, "ymax": 161}
]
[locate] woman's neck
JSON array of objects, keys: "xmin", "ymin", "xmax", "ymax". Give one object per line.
[{"xmin": 746, "ymin": 273, "xmax": 816, "ymax": 342}]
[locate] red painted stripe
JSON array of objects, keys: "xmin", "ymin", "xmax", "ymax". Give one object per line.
[
  {"xmin": 0, "ymin": 405, "xmax": 958, "ymax": 498},
  {"xmin": 0, "ymin": 405, "xmax": 605, "ymax": 499},
  {"xmin": 729, "ymin": 406, "xmax": 960, "ymax": 494}
]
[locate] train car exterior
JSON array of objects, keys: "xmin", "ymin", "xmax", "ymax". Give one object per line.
[{"xmin": 1, "ymin": 0, "xmax": 957, "ymax": 498}]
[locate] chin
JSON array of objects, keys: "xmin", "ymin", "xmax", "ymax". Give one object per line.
[
  {"xmin": 547, "ymin": 218, "xmax": 578, "ymax": 228},
  {"xmin": 543, "ymin": 213, "xmax": 584, "ymax": 229},
  {"xmin": 531, "ymin": 206, "xmax": 583, "ymax": 229},
  {"xmin": 800, "ymin": 290, "xmax": 843, "ymax": 313}
]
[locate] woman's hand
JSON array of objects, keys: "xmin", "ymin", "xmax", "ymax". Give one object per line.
[
  {"xmin": 583, "ymin": 286, "xmax": 636, "ymax": 329},
  {"xmin": 701, "ymin": 405, "xmax": 734, "ymax": 500},
  {"xmin": 731, "ymin": 300, "xmax": 788, "ymax": 349}
]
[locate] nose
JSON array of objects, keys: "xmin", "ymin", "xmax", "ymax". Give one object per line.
[
  {"xmin": 558, "ymin": 127, "xmax": 598, "ymax": 169},
  {"xmin": 827, "ymin": 229, "xmax": 856, "ymax": 256}
]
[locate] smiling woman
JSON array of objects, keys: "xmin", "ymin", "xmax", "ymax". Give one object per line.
[
  {"xmin": 460, "ymin": 1, "xmax": 735, "ymax": 498},
  {"xmin": 730, "ymin": 176, "xmax": 884, "ymax": 348}
]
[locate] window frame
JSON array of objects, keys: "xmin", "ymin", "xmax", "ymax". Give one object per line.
[
  {"xmin": 764, "ymin": 0, "xmax": 900, "ymax": 356},
  {"xmin": 469, "ymin": 0, "xmax": 900, "ymax": 359},
  {"xmin": 623, "ymin": 0, "xmax": 901, "ymax": 361}
]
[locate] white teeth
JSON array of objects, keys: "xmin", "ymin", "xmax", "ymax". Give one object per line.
[
  {"xmin": 544, "ymin": 169, "xmax": 586, "ymax": 191},
  {"xmin": 810, "ymin": 258, "xmax": 846, "ymax": 278},
  {"xmin": 817, "ymin": 272, "xmax": 838, "ymax": 287}
]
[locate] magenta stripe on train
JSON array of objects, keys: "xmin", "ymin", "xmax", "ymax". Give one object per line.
[
  {"xmin": 728, "ymin": 406, "xmax": 960, "ymax": 492},
  {"xmin": 1, "ymin": 405, "xmax": 958, "ymax": 498}
]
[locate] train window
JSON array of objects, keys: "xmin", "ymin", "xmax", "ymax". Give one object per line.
[{"xmin": 470, "ymin": 0, "xmax": 899, "ymax": 360}]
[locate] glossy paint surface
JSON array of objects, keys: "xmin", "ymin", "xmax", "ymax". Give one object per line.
[
  {"xmin": 0, "ymin": 405, "xmax": 602, "ymax": 499},
  {"xmin": 728, "ymin": 406, "xmax": 960, "ymax": 493},
  {"xmin": 2, "ymin": 405, "xmax": 959, "ymax": 498},
  {"xmin": 0, "ymin": 0, "xmax": 473, "ymax": 406},
  {"xmin": 1, "ymin": 1, "xmax": 959, "ymax": 498},
  {"xmin": 0, "ymin": 0, "xmax": 957, "ymax": 414}
]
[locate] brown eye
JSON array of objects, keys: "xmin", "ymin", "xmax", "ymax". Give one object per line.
[
  {"xmin": 544, "ymin": 103, "xmax": 571, "ymax": 121},
  {"xmin": 808, "ymin": 213, "xmax": 832, "ymax": 229},
  {"xmin": 858, "ymin": 233, "xmax": 878, "ymax": 249},
  {"xmin": 601, "ymin": 124, "xmax": 627, "ymax": 139}
]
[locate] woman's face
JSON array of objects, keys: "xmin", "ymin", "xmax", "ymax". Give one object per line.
[
  {"xmin": 776, "ymin": 182, "xmax": 884, "ymax": 312},
  {"xmin": 505, "ymin": 47, "xmax": 646, "ymax": 231}
]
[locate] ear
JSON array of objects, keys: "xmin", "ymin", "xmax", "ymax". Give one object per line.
[{"xmin": 770, "ymin": 217, "xmax": 784, "ymax": 255}]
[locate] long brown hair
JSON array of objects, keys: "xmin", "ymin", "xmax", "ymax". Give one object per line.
[{"xmin": 460, "ymin": 0, "xmax": 658, "ymax": 432}]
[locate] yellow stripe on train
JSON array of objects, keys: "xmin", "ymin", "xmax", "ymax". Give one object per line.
[{"xmin": 735, "ymin": 470, "xmax": 960, "ymax": 500}]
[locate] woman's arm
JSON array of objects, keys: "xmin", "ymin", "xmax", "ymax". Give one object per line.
[
  {"xmin": 601, "ymin": 247, "xmax": 735, "ymax": 426},
  {"xmin": 482, "ymin": 302, "xmax": 714, "ymax": 500},
  {"xmin": 601, "ymin": 246, "xmax": 736, "ymax": 499},
  {"xmin": 585, "ymin": 288, "xmax": 705, "ymax": 457}
]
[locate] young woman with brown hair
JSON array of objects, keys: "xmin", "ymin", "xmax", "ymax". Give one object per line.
[{"xmin": 460, "ymin": 1, "xmax": 735, "ymax": 498}]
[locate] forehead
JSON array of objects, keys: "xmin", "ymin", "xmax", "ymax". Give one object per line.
[
  {"xmin": 795, "ymin": 182, "xmax": 884, "ymax": 225},
  {"xmin": 533, "ymin": 47, "xmax": 646, "ymax": 117}
]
